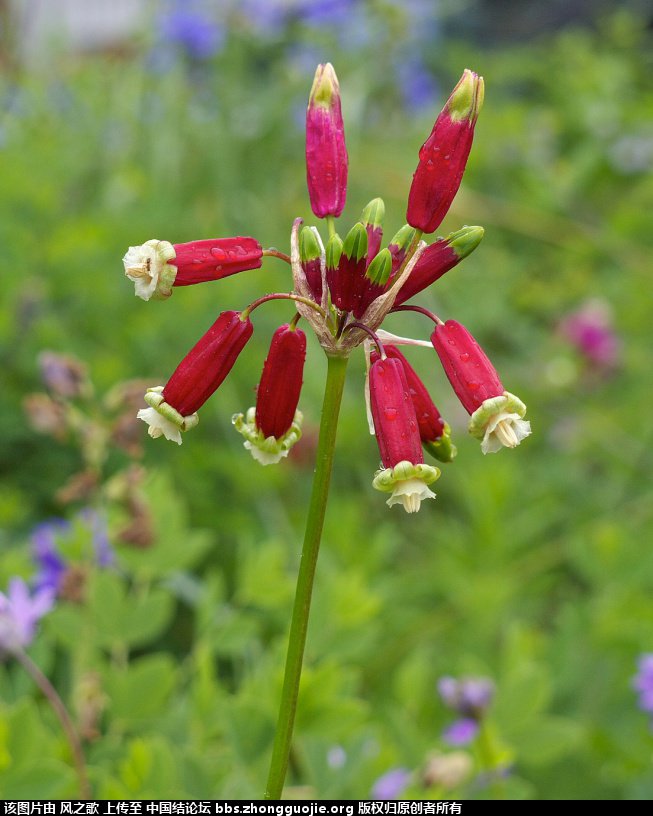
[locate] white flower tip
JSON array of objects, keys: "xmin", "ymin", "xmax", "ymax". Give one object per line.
[
  {"xmin": 481, "ymin": 414, "xmax": 531, "ymax": 455},
  {"xmin": 386, "ymin": 478, "xmax": 437, "ymax": 513},
  {"xmin": 244, "ymin": 441, "xmax": 289, "ymax": 466},
  {"xmin": 122, "ymin": 240, "xmax": 176, "ymax": 301},
  {"xmin": 137, "ymin": 407, "xmax": 182, "ymax": 445}
]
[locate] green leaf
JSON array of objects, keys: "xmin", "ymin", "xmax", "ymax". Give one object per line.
[{"xmin": 512, "ymin": 716, "xmax": 584, "ymax": 766}]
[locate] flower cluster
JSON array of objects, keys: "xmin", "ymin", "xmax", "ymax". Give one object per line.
[{"xmin": 123, "ymin": 63, "xmax": 531, "ymax": 513}]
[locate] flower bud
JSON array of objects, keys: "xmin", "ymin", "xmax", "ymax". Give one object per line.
[
  {"xmin": 329, "ymin": 222, "xmax": 368, "ymax": 315},
  {"xmin": 369, "ymin": 356, "xmax": 440, "ymax": 512},
  {"xmin": 386, "ymin": 224, "xmax": 417, "ymax": 285},
  {"xmin": 393, "ymin": 225, "xmax": 484, "ymax": 306},
  {"xmin": 306, "ymin": 63, "xmax": 348, "ymax": 218},
  {"xmin": 372, "ymin": 345, "xmax": 456, "ymax": 462},
  {"xmin": 430, "ymin": 319, "xmax": 531, "ymax": 454},
  {"xmin": 138, "ymin": 311, "xmax": 253, "ymax": 444},
  {"xmin": 406, "ymin": 69, "xmax": 484, "ymax": 234},
  {"xmin": 299, "ymin": 226, "xmax": 323, "ymax": 301},
  {"xmin": 123, "ymin": 237, "xmax": 263, "ymax": 301},
  {"xmin": 233, "ymin": 324, "xmax": 306, "ymax": 465},
  {"xmin": 360, "ymin": 197, "xmax": 385, "ymax": 264}
]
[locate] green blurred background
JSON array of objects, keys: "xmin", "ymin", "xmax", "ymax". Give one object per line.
[{"xmin": 1, "ymin": 0, "xmax": 653, "ymax": 800}]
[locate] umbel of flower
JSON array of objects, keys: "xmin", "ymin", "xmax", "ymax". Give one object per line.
[
  {"xmin": 407, "ymin": 69, "xmax": 484, "ymax": 235},
  {"xmin": 371, "ymin": 345, "xmax": 456, "ymax": 463},
  {"xmin": 233, "ymin": 324, "xmax": 306, "ymax": 465},
  {"xmin": 369, "ymin": 355, "xmax": 440, "ymax": 513},
  {"xmin": 305, "ymin": 62, "xmax": 348, "ymax": 219},
  {"xmin": 431, "ymin": 320, "xmax": 531, "ymax": 454},
  {"xmin": 123, "ymin": 237, "xmax": 263, "ymax": 301},
  {"xmin": 138, "ymin": 311, "xmax": 253, "ymax": 444}
]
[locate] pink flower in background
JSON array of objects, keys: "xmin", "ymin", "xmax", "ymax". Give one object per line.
[{"xmin": 559, "ymin": 298, "xmax": 621, "ymax": 370}]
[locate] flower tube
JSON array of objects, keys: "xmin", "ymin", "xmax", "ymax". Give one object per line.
[
  {"xmin": 123, "ymin": 237, "xmax": 263, "ymax": 300},
  {"xmin": 371, "ymin": 345, "xmax": 456, "ymax": 462},
  {"xmin": 369, "ymin": 356, "xmax": 440, "ymax": 512},
  {"xmin": 406, "ymin": 69, "xmax": 484, "ymax": 234},
  {"xmin": 138, "ymin": 310, "xmax": 253, "ymax": 444},
  {"xmin": 393, "ymin": 226, "xmax": 484, "ymax": 306},
  {"xmin": 233, "ymin": 324, "xmax": 306, "ymax": 464},
  {"xmin": 305, "ymin": 62, "xmax": 348, "ymax": 218},
  {"xmin": 430, "ymin": 319, "xmax": 530, "ymax": 454}
]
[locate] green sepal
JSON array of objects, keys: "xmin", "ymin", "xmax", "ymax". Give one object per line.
[
  {"xmin": 372, "ymin": 460, "xmax": 440, "ymax": 493},
  {"xmin": 447, "ymin": 69, "xmax": 484, "ymax": 123},
  {"xmin": 342, "ymin": 222, "xmax": 368, "ymax": 263},
  {"xmin": 365, "ymin": 248, "xmax": 393, "ymax": 286},
  {"xmin": 423, "ymin": 422, "xmax": 457, "ymax": 463},
  {"xmin": 325, "ymin": 233, "xmax": 343, "ymax": 271},
  {"xmin": 389, "ymin": 224, "xmax": 416, "ymax": 251},
  {"xmin": 360, "ymin": 197, "xmax": 385, "ymax": 229},
  {"xmin": 143, "ymin": 386, "xmax": 199, "ymax": 432},
  {"xmin": 446, "ymin": 225, "xmax": 484, "ymax": 260},
  {"xmin": 232, "ymin": 407, "xmax": 303, "ymax": 466},
  {"xmin": 299, "ymin": 226, "xmax": 321, "ymax": 263},
  {"xmin": 468, "ymin": 391, "xmax": 526, "ymax": 440}
]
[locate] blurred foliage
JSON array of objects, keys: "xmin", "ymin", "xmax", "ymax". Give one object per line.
[{"xmin": 1, "ymin": 2, "xmax": 653, "ymax": 800}]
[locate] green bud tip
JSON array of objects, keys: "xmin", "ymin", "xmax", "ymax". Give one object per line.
[
  {"xmin": 299, "ymin": 226, "xmax": 321, "ymax": 262},
  {"xmin": 360, "ymin": 197, "xmax": 385, "ymax": 229},
  {"xmin": 447, "ymin": 69, "xmax": 484, "ymax": 124},
  {"xmin": 325, "ymin": 233, "xmax": 343, "ymax": 270},
  {"xmin": 447, "ymin": 225, "xmax": 485, "ymax": 259},
  {"xmin": 366, "ymin": 248, "xmax": 393, "ymax": 286},
  {"xmin": 389, "ymin": 224, "xmax": 416, "ymax": 251},
  {"xmin": 342, "ymin": 222, "xmax": 368, "ymax": 263},
  {"xmin": 309, "ymin": 62, "xmax": 340, "ymax": 109}
]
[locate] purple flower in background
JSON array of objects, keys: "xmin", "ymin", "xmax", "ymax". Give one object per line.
[
  {"xmin": 438, "ymin": 675, "xmax": 494, "ymax": 746},
  {"xmin": 31, "ymin": 510, "xmax": 114, "ymax": 596},
  {"xmin": 297, "ymin": 0, "xmax": 356, "ymax": 26},
  {"xmin": 399, "ymin": 58, "xmax": 439, "ymax": 112},
  {"xmin": 633, "ymin": 654, "xmax": 653, "ymax": 717},
  {"xmin": 438, "ymin": 676, "xmax": 495, "ymax": 715},
  {"xmin": 79, "ymin": 508, "xmax": 114, "ymax": 568},
  {"xmin": 396, "ymin": 56, "xmax": 439, "ymax": 112},
  {"xmin": 158, "ymin": 3, "xmax": 223, "ymax": 59},
  {"xmin": 371, "ymin": 768, "xmax": 410, "ymax": 800},
  {"xmin": 0, "ymin": 578, "xmax": 54, "ymax": 655},
  {"xmin": 32, "ymin": 520, "xmax": 69, "ymax": 594},
  {"xmin": 558, "ymin": 298, "xmax": 621, "ymax": 370},
  {"xmin": 442, "ymin": 717, "xmax": 479, "ymax": 746}
]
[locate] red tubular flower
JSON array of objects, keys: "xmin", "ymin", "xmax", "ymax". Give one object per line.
[
  {"xmin": 430, "ymin": 320, "xmax": 530, "ymax": 454},
  {"xmin": 171, "ymin": 238, "xmax": 263, "ymax": 285},
  {"xmin": 305, "ymin": 63, "xmax": 348, "ymax": 219},
  {"xmin": 386, "ymin": 225, "xmax": 417, "ymax": 285},
  {"xmin": 392, "ymin": 226, "xmax": 484, "ymax": 307},
  {"xmin": 137, "ymin": 311, "xmax": 253, "ymax": 444},
  {"xmin": 371, "ymin": 345, "xmax": 456, "ymax": 462},
  {"xmin": 233, "ymin": 325, "xmax": 306, "ymax": 464},
  {"xmin": 369, "ymin": 356, "xmax": 440, "ymax": 512},
  {"xmin": 406, "ymin": 69, "xmax": 484, "ymax": 235},
  {"xmin": 123, "ymin": 237, "xmax": 262, "ymax": 300}
]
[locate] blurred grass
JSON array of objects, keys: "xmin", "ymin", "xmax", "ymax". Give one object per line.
[{"xmin": 1, "ymin": 4, "xmax": 653, "ymax": 799}]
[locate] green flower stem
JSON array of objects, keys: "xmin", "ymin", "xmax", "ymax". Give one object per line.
[
  {"xmin": 325, "ymin": 215, "xmax": 336, "ymax": 239},
  {"xmin": 264, "ymin": 352, "xmax": 350, "ymax": 800},
  {"xmin": 476, "ymin": 720, "xmax": 506, "ymax": 799},
  {"xmin": 15, "ymin": 649, "xmax": 90, "ymax": 798}
]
